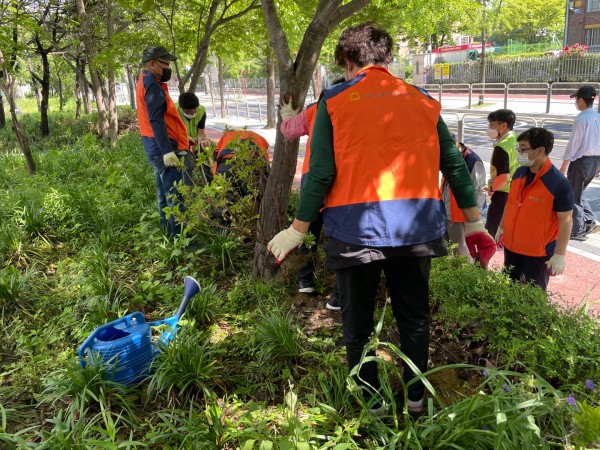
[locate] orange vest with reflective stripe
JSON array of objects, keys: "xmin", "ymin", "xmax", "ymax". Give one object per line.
[
  {"xmin": 302, "ymin": 103, "xmax": 318, "ymax": 175},
  {"xmin": 213, "ymin": 130, "xmax": 270, "ymax": 173},
  {"xmin": 136, "ymin": 72, "xmax": 189, "ymax": 151},
  {"xmin": 322, "ymin": 66, "xmax": 445, "ymax": 247},
  {"xmin": 503, "ymin": 159, "xmax": 563, "ymax": 257}
]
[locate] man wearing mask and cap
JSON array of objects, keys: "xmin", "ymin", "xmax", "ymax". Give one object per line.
[
  {"xmin": 495, "ymin": 128, "xmax": 573, "ymax": 291},
  {"xmin": 559, "ymin": 85, "xmax": 600, "ymax": 241},
  {"xmin": 136, "ymin": 45, "xmax": 190, "ymax": 236},
  {"xmin": 483, "ymin": 109, "xmax": 519, "ymax": 239}
]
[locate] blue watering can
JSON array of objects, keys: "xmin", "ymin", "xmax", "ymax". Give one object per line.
[{"xmin": 78, "ymin": 276, "xmax": 201, "ymax": 386}]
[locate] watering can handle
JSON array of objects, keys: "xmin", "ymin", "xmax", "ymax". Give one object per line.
[
  {"xmin": 77, "ymin": 311, "xmax": 146, "ymax": 368},
  {"xmin": 175, "ymin": 276, "xmax": 201, "ymax": 319}
]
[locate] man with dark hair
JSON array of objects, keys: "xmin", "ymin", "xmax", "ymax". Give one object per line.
[
  {"xmin": 136, "ymin": 45, "xmax": 190, "ymax": 236},
  {"xmin": 268, "ymin": 22, "xmax": 495, "ymax": 416},
  {"xmin": 560, "ymin": 85, "xmax": 600, "ymax": 241},
  {"xmin": 177, "ymin": 92, "xmax": 209, "ymax": 150},
  {"xmin": 484, "ymin": 109, "xmax": 519, "ymax": 238},
  {"xmin": 495, "ymin": 128, "xmax": 573, "ymax": 290}
]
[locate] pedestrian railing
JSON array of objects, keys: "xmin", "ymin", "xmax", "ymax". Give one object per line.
[{"xmin": 441, "ymin": 108, "xmax": 575, "ymax": 143}]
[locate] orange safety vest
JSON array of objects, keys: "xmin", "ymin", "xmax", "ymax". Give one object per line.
[
  {"xmin": 321, "ymin": 65, "xmax": 444, "ymax": 247},
  {"xmin": 136, "ymin": 71, "xmax": 189, "ymax": 151},
  {"xmin": 213, "ymin": 130, "xmax": 270, "ymax": 173},
  {"xmin": 503, "ymin": 158, "xmax": 564, "ymax": 257},
  {"xmin": 302, "ymin": 103, "xmax": 318, "ymax": 175},
  {"xmin": 443, "ymin": 146, "xmax": 482, "ymax": 223}
]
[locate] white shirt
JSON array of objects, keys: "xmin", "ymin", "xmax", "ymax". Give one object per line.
[{"xmin": 562, "ymin": 107, "xmax": 600, "ymax": 161}]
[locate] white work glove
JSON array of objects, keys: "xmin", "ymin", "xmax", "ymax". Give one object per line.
[
  {"xmin": 163, "ymin": 152, "xmax": 179, "ymax": 167},
  {"xmin": 200, "ymin": 139, "xmax": 211, "ymax": 148},
  {"xmin": 546, "ymin": 254, "xmax": 566, "ymax": 275},
  {"xmin": 495, "ymin": 226, "xmax": 504, "ymax": 249},
  {"xmin": 280, "ymin": 98, "xmax": 299, "ymax": 121},
  {"xmin": 267, "ymin": 225, "xmax": 306, "ymax": 263}
]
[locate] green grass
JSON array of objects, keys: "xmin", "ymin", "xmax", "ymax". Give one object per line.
[{"xmin": 0, "ymin": 99, "xmax": 599, "ymax": 447}]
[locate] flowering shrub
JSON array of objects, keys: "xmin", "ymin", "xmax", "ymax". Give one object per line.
[{"xmin": 562, "ymin": 43, "xmax": 589, "ymax": 56}]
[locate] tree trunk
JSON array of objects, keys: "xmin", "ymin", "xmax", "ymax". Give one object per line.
[
  {"xmin": 75, "ymin": 68, "xmax": 81, "ymax": 119},
  {"xmin": 57, "ymin": 73, "xmax": 64, "ymax": 111},
  {"xmin": 76, "ymin": 0, "xmax": 110, "ymax": 138},
  {"xmin": 253, "ymin": 0, "xmax": 372, "ymax": 279},
  {"xmin": 127, "ymin": 67, "xmax": 137, "ymax": 109},
  {"xmin": 0, "ymin": 93, "xmax": 5, "ymax": 127},
  {"xmin": 77, "ymin": 58, "xmax": 93, "ymax": 115},
  {"xmin": 218, "ymin": 56, "xmax": 226, "ymax": 118},
  {"xmin": 478, "ymin": 27, "xmax": 487, "ymax": 105},
  {"xmin": 0, "ymin": 48, "xmax": 35, "ymax": 175},
  {"xmin": 106, "ymin": 0, "xmax": 118, "ymax": 142},
  {"xmin": 265, "ymin": 47, "xmax": 276, "ymax": 128}
]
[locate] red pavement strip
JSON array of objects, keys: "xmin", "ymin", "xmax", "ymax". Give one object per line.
[
  {"xmin": 487, "ymin": 244, "xmax": 600, "ymax": 315},
  {"xmin": 206, "ymin": 126, "xmax": 599, "ymax": 315}
]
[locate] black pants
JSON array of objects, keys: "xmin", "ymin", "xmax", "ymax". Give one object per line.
[
  {"xmin": 567, "ymin": 155, "xmax": 600, "ymax": 234},
  {"xmin": 504, "ymin": 247, "xmax": 550, "ymax": 291},
  {"xmin": 297, "ymin": 211, "xmax": 324, "ymax": 284},
  {"xmin": 336, "ymin": 256, "xmax": 431, "ymax": 402},
  {"xmin": 485, "ymin": 191, "xmax": 508, "ymax": 238}
]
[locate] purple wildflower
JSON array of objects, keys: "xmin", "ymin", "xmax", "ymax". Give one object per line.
[
  {"xmin": 502, "ymin": 383, "xmax": 510, "ymax": 392},
  {"xmin": 585, "ymin": 379, "xmax": 595, "ymax": 391},
  {"xmin": 482, "ymin": 425, "xmax": 489, "ymax": 430},
  {"xmin": 568, "ymin": 394, "xmax": 580, "ymax": 412},
  {"xmin": 482, "ymin": 370, "xmax": 489, "ymax": 376}
]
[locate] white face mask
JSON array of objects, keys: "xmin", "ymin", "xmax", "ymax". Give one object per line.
[
  {"xmin": 486, "ymin": 128, "xmax": 498, "ymax": 139},
  {"xmin": 182, "ymin": 112, "xmax": 197, "ymax": 119},
  {"xmin": 517, "ymin": 152, "xmax": 535, "ymax": 167}
]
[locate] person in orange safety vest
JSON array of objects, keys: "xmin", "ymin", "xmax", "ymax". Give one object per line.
[
  {"xmin": 136, "ymin": 45, "xmax": 191, "ymax": 236},
  {"xmin": 441, "ymin": 132, "xmax": 487, "ymax": 258},
  {"xmin": 495, "ymin": 128, "xmax": 573, "ymax": 291},
  {"xmin": 267, "ymin": 23, "xmax": 496, "ymax": 416}
]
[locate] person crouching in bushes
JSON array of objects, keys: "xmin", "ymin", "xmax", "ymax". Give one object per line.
[
  {"xmin": 495, "ymin": 128, "xmax": 573, "ymax": 291},
  {"xmin": 211, "ymin": 129, "xmax": 270, "ymax": 228},
  {"xmin": 176, "ymin": 91, "xmax": 213, "ymax": 185}
]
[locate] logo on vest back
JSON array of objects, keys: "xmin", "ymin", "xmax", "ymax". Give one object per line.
[{"xmin": 349, "ymin": 92, "xmax": 361, "ymax": 101}]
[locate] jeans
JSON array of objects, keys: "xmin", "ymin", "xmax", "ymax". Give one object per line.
[
  {"xmin": 567, "ymin": 156, "xmax": 600, "ymax": 234},
  {"xmin": 336, "ymin": 256, "xmax": 431, "ymax": 402},
  {"xmin": 146, "ymin": 154, "xmax": 185, "ymax": 236}
]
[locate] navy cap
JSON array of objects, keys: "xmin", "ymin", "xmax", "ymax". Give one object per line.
[
  {"xmin": 570, "ymin": 85, "xmax": 597, "ymax": 99},
  {"xmin": 142, "ymin": 46, "xmax": 177, "ymax": 64}
]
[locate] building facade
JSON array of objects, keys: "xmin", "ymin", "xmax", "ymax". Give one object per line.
[{"xmin": 566, "ymin": 0, "xmax": 600, "ymax": 52}]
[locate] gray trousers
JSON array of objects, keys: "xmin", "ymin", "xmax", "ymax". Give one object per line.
[{"xmin": 567, "ymin": 155, "xmax": 600, "ymax": 234}]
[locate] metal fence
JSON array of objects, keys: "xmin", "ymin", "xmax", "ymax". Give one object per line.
[
  {"xmin": 416, "ymin": 81, "xmax": 600, "ymax": 113},
  {"xmin": 426, "ymin": 54, "xmax": 600, "ymax": 84}
]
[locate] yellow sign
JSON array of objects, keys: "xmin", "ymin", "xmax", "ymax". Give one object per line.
[
  {"xmin": 442, "ymin": 64, "xmax": 450, "ymax": 79},
  {"xmin": 434, "ymin": 64, "xmax": 442, "ymax": 79}
]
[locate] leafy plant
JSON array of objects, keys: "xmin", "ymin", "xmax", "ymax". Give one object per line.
[
  {"xmin": 253, "ymin": 309, "xmax": 305, "ymax": 364},
  {"xmin": 148, "ymin": 329, "xmax": 223, "ymax": 405}
]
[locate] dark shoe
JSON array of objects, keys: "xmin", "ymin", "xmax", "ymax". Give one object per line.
[
  {"xmin": 298, "ymin": 279, "xmax": 316, "ymax": 294},
  {"xmin": 570, "ymin": 232, "xmax": 588, "ymax": 242},
  {"xmin": 585, "ymin": 220, "xmax": 600, "ymax": 234},
  {"xmin": 325, "ymin": 292, "xmax": 341, "ymax": 311}
]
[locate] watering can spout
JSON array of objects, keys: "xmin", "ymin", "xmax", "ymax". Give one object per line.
[{"xmin": 177, "ymin": 276, "xmax": 201, "ymax": 317}]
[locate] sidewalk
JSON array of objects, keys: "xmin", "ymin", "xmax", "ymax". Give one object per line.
[{"xmin": 203, "ymin": 115, "xmax": 600, "ymax": 316}]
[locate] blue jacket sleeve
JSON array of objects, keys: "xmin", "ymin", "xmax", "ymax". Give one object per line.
[{"xmin": 145, "ymin": 83, "xmax": 173, "ymax": 155}]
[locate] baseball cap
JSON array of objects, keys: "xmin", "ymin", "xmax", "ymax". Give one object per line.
[
  {"xmin": 142, "ymin": 46, "xmax": 177, "ymax": 64},
  {"xmin": 569, "ymin": 85, "xmax": 597, "ymax": 99}
]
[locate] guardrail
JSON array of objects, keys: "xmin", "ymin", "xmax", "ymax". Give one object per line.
[
  {"xmin": 440, "ymin": 108, "xmax": 575, "ymax": 143},
  {"xmin": 417, "ymin": 81, "xmax": 600, "ymax": 113}
]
